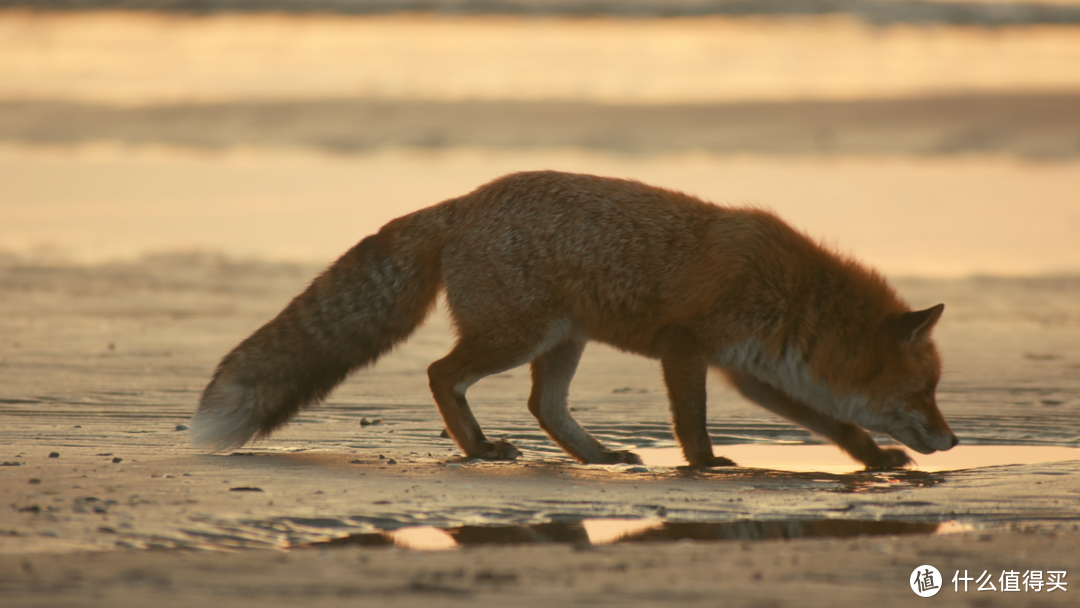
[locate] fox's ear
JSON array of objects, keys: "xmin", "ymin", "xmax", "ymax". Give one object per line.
[{"xmin": 894, "ymin": 304, "xmax": 944, "ymax": 345}]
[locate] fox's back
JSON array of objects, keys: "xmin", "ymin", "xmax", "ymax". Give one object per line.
[
  {"xmin": 437, "ymin": 171, "xmax": 842, "ymax": 354},
  {"xmin": 445, "ymin": 171, "xmax": 721, "ymax": 284}
]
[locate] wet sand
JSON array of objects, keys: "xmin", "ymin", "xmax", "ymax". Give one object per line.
[
  {"xmin": 3, "ymin": 444, "xmax": 1080, "ymax": 606},
  {"xmin": 4, "ymin": 526, "xmax": 1076, "ymax": 607},
  {"xmin": 2, "ymin": 259, "xmax": 1079, "ymax": 576}
]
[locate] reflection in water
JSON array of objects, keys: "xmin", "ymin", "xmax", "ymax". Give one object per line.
[
  {"xmin": 450, "ymin": 522, "xmax": 591, "ymax": 545},
  {"xmin": 616, "ymin": 520, "xmax": 941, "ymax": 543},
  {"xmin": 636, "ymin": 445, "xmax": 1080, "ymax": 474},
  {"xmin": 583, "ymin": 519, "xmax": 664, "ymax": 544},
  {"xmin": 301, "ymin": 518, "xmax": 964, "ymax": 551},
  {"xmin": 391, "ymin": 526, "xmax": 458, "ymax": 550}
]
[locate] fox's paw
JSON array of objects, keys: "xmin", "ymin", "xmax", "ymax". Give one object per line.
[
  {"xmin": 473, "ymin": 439, "xmax": 521, "ymax": 461},
  {"xmin": 863, "ymin": 447, "xmax": 913, "ymax": 470},
  {"xmin": 689, "ymin": 455, "xmax": 737, "ymax": 468},
  {"xmin": 596, "ymin": 449, "xmax": 643, "ymax": 465}
]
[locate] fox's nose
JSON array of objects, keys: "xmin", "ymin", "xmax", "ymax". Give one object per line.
[{"xmin": 949, "ymin": 434, "xmax": 960, "ymax": 449}]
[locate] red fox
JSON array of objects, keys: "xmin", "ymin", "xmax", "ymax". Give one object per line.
[{"xmin": 191, "ymin": 171, "xmax": 958, "ymax": 469}]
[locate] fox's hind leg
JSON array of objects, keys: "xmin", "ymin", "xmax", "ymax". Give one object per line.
[
  {"xmin": 723, "ymin": 371, "xmax": 912, "ymax": 470},
  {"xmin": 428, "ymin": 345, "xmax": 521, "ymax": 461},
  {"xmin": 527, "ymin": 338, "xmax": 642, "ymax": 465},
  {"xmin": 428, "ymin": 319, "xmax": 574, "ymax": 461}
]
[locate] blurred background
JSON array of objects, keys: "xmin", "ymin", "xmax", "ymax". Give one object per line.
[{"xmin": 1, "ymin": 0, "xmax": 1079, "ymax": 276}]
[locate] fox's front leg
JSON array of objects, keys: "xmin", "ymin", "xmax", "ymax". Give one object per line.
[
  {"xmin": 655, "ymin": 326, "xmax": 736, "ymax": 468},
  {"xmin": 723, "ymin": 371, "xmax": 911, "ymax": 470}
]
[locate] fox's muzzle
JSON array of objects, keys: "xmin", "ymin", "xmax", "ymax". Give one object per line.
[{"xmin": 906, "ymin": 427, "xmax": 959, "ymax": 455}]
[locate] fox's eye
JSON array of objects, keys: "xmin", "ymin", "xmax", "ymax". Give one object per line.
[{"xmin": 924, "ymin": 387, "xmax": 935, "ymax": 398}]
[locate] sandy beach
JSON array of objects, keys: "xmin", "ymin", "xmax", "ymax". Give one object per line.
[
  {"xmin": 2, "ymin": 6, "xmax": 1080, "ymax": 606},
  {"xmin": 2, "ymin": 255, "xmax": 1079, "ymax": 605},
  {"xmin": 2, "ymin": 450, "xmax": 1079, "ymax": 607}
]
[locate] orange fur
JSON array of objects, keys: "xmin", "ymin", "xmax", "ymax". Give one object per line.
[{"xmin": 191, "ymin": 171, "xmax": 957, "ymax": 469}]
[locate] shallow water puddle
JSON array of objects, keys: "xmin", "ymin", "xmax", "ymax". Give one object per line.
[
  {"xmin": 635, "ymin": 445, "xmax": 1080, "ymax": 474},
  {"xmin": 301, "ymin": 518, "xmax": 970, "ymax": 551}
]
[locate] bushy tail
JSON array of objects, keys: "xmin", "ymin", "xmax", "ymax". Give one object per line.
[{"xmin": 190, "ymin": 207, "xmax": 446, "ymax": 452}]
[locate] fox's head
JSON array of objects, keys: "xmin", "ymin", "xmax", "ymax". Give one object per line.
[{"xmin": 859, "ymin": 304, "xmax": 959, "ymax": 455}]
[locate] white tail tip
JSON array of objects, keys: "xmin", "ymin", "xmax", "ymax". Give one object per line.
[{"xmin": 189, "ymin": 380, "xmax": 260, "ymax": 452}]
